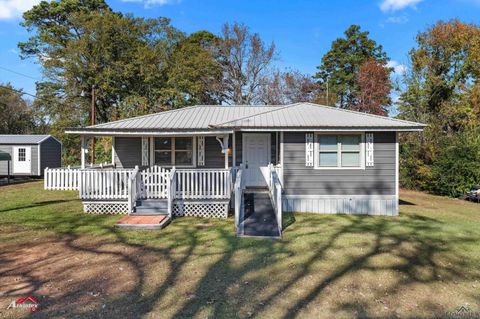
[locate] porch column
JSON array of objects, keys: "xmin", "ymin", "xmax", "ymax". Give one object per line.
[
  {"xmin": 232, "ymin": 132, "xmax": 236, "ymax": 167},
  {"xmin": 223, "ymin": 134, "xmax": 229, "ymax": 169},
  {"xmin": 81, "ymin": 135, "xmax": 86, "ymax": 169},
  {"xmin": 111, "ymin": 136, "xmax": 116, "ymax": 166}
]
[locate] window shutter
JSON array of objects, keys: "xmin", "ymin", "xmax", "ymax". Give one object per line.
[
  {"xmin": 197, "ymin": 136, "xmax": 205, "ymax": 166},
  {"xmin": 366, "ymin": 133, "xmax": 374, "ymax": 167},
  {"xmin": 305, "ymin": 133, "xmax": 314, "ymax": 167},
  {"xmin": 141, "ymin": 137, "xmax": 149, "ymax": 166}
]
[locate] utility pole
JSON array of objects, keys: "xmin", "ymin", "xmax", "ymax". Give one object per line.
[
  {"xmin": 91, "ymin": 85, "xmax": 95, "ymax": 165},
  {"xmin": 326, "ymin": 79, "xmax": 329, "ymax": 106}
]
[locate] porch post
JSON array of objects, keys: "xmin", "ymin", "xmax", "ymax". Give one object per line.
[
  {"xmin": 232, "ymin": 132, "xmax": 236, "ymax": 167},
  {"xmin": 224, "ymin": 134, "xmax": 229, "ymax": 169},
  {"xmin": 81, "ymin": 135, "xmax": 86, "ymax": 169},
  {"xmin": 279, "ymin": 132, "xmax": 284, "ymax": 166},
  {"xmin": 111, "ymin": 136, "xmax": 116, "ymax": 166}
]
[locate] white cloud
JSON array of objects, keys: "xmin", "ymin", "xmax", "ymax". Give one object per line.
[
  {"xmin": 385, "ymin": 15, "xmax": 409, "ymax": 24},
  {"xmin": 387, "ymin": 60, "xmax": 407, "ymax": 75},
  {"xmin": 120, "ymin": 0, "xmax": 180, "ymax": 8},
  {"xmin": 0, "ymin": 0, "xmax": 41, "ymax": 20},
  {"xmin": 380, "ymin": 0, "xmax": 422, "ymax": 12}
]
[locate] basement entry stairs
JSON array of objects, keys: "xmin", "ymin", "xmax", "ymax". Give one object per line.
[{"xmin": 237, "ymin": 190, "xmax": 281, "ymax": 238}]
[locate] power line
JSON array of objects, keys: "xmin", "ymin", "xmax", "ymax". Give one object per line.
[
  {"xmin": 0, "ymin": 85, "xmax": 58, "ymax": 107},
  {"xmin": 0, "ymin": 84, "xmax": 38, "ymax": 99},
  {"xmin": 0, "ymin": 66, "xmax": 42, "ymax": 81}
]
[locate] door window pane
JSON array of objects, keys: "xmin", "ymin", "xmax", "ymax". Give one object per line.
[
  {"xmin": 319, "ymin": 152, "xmax": 338, "ymax": 167},
  {"xmin": 341, "ymin": 152, "xmax": 360, "ymax": 167},
  {"xmin": 18, "ymin": 148, "xmax": 26, "ymax": 161}
]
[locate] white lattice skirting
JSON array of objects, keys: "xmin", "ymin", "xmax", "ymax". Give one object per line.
[
  {"xmin": 173, "ymin": 201, "xmax": 229, "ymax": 218},
  {"xmin": 83, "ymin": 201, "xmax": 129, "ymax": 214}
]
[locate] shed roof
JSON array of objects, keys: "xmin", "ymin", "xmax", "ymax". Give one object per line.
[
  {"xmin": 0, "ymin": 135, "xmax": 52, "ymax": 144},
  {"xmin": 66, "ymin": 103, "xmax": 426, "ymax": 134}
]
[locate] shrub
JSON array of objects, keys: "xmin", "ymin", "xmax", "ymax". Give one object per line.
[{"xmin": 431, "ymin": 129, "xmax": 480, "ymax": 197}]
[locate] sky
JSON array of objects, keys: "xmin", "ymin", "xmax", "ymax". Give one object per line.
[{"xmin": 0, "ymin": 0, "xmax": 479, "ymax": 99}]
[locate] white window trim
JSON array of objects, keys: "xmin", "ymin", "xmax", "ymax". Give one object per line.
[
  {"xmin": 314, "ymin": 132, "xmax": 365, "ymax": 170},
  {"xmin": 153, "ymin": 136, "xmax": 196, "ymax": 168}
]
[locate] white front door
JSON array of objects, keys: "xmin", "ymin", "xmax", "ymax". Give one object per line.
[
  {"xmin": 243, "ymin": 134, "xmax": 270, "ymax": 187},
  {"xmin": 13, "ymin": 146, "xmax": 31, "ymax": 174}
]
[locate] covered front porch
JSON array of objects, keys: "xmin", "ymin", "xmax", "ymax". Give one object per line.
[{"xmin": 44, "ymin": 131, "xmax": 284, "ymax": 236}]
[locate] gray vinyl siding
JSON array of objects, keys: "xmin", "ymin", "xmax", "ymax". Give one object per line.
[
  {"xmin": 40, "ymin": 137, "xmax": 62, "ymax": 173},
  {"xmin": 0, "ymin": 144, "xmax": 39, "ymax": 176},
  {"xmin": 283, "ymin": 131, "xmax": 396, "ymax": 196},
  {"xmin": 114, "ymin": 133, "xmax": 278, "ymax": 170},
  {"xmin": 204, "ymin": 135, "xmax": 233, "ymax": 168},
  {"xmin": 114, "ymin": 137, "xmax": 142, "ymax": 168}
]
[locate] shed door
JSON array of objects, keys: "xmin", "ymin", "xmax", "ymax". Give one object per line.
[
  {"xmin": 243, "ymin": 134, "xmax": 270, "ymax": 187},
  {"xmin": 13, "ymin": 146, "xmax": 31, "ymax": 174}
]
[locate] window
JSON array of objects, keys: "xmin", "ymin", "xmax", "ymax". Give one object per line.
[
  {"xmin": 316, "ymin": 134, "xmax": 363, "ymax": 168},
  {"xmin": 154, "ymin": 137, "xmax": 194, "ymax": 166},
  {"xmin": 18, "ymin": 148, "xmax": 26, "ymax": 162}
]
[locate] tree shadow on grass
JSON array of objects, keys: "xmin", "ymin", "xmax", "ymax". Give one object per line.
[
  {"xmin": 0, "ymin": 205, "xmax": 475, "ymax": 318},
  {"xmin": 0, "ymin": 200, "xmax": 77, "ymax": 213}
]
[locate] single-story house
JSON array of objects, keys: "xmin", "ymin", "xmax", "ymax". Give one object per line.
[
  {"xmin": 0, "ymin": 135, "xmax": 62, "ymax": 176},
  {"xmin": 44, "ymin": 103, "xmax": 425, "ymax": 236}
]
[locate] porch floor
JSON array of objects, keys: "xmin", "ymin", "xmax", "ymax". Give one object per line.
[
  {"xmin": 239, "ymin": 193, "xmax": 280, "ymax": 238},
  {"xmin": 116, "ymin": 215, "xmax": 170, "ymax": 229}
]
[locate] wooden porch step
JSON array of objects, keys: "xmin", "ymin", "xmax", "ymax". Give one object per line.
[
  {"xmin": 115, "ymin": 215, "xmax": 170, "ymax": 229},
  {"xmin": 133, "ymin": 199, "xmax": 168, "ymax": 215}
]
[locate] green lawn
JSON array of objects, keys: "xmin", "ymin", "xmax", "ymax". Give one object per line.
[{"xmin": 0, "ymin": 181, "xmax": 479, "ymax": 318}]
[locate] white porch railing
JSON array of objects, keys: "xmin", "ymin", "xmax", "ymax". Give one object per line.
[
  {"xmin": 45, "ymin": 166, "xmax": 234, "ymax": 214},
  {"xmin": 174, "ymin": 169, "xmax": 232, "ymax": 199},
  {"xmin": 79, "ymin": 168, "xmax": 136, "ymax": 200},
  {"xmin": 167, "ymin": 167, "xmax": 176, "ymax": 217},
  {"xmin": 128, "ymin": 167, "xmax": 141, "ymax": 212},
  {"xmin": 44, "ymin": 166, "xmax": 80, "ymax": 190},
  {"xmin": 267, "ymin": 163, "xmax": 283, "ymax": 235},
  {"xmin": 234, "ymin": 167, "xmax": 245, "ymax": 231}
]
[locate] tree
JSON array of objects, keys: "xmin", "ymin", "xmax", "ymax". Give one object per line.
[
  {"xmin": 354, "ymin": 60, "xmax": 392, "ymax": 115},
  {"xmin": 0, "ymin": 84, "xmax": 34, "ymax": 134},
  {"xmin": 431, "ymin": 128, "xmax": 480, "ymax": 197},
  {"xmin": 259, "ymin": 70, "xmax": 318, "ymax": 105},
  {"xmin": 19, "ymin": 0, "xmax": 205, "ymax": 164},
  {"xmin": 20, "ymin": 1, "xmax": 185, "ymax": 124},
  {"xmin": 397, "ymin": 19, "xmax": 480, "ymax": 195},
  {"xmin": 217, "ymin": 22, "xmax": 276, "ymax": 104},
  {"xmin": 315, "ymin": 25, "xmax": 389, "ymax": 109},
  {"xmin": 165, "ymin": 31, "xmax": 223, "ymax": 107},
  {"xmin": 400, "ymin": 19, "xmax": 480, "ymax": 132}
]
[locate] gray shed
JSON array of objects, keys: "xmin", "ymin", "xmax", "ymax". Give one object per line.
[{"xmin": 0, "ymin": 135, "xmax": 62, "ymax": 176}]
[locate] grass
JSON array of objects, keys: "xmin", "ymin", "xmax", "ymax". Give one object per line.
[{"xmin": 0, "ymin": 181, "xmax": 480, "ymax": 318}]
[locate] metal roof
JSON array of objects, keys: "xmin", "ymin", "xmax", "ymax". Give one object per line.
[
  {"xmin": 213, "ymin": 103, "xmax": 425, "ymax": 129},
  {"xmin": 0, "ymin": 135, "xmax": 52, "ymax": 144},
  {"xmin": 88, "ymin": 105, "xmax": 278, "ymax": 130},
  {"xmin": 0, "ymin": 150, "xmax": 11, "ymax": 161},
  {"xmin": 66, "ymin": 103, "xmax": 426, "ymax": 134}
]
